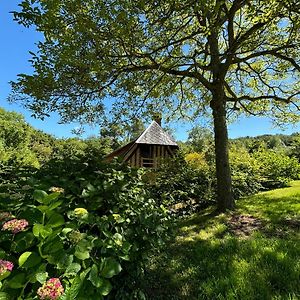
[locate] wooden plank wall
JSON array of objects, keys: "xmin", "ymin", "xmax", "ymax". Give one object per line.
[{"xmin": 126, "ymin": 145, "xmax": 177, "ymax": 168}]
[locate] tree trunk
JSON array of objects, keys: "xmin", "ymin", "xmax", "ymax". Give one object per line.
[{"xmin": 211, "ymin": 91, "xmax": 235, "ymax": 211}]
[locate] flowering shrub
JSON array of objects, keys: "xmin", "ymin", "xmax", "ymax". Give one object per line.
[
  {"xmin": 2, "ymin": 218, "xmax": 29, "ymax": 234},
  {"xmin": 0, "ymin": 164, "xmax": 170, "ymax": 299},
  {"xmin": 37, "ymin": 278, "xmax": 64, "ymax": 300}
]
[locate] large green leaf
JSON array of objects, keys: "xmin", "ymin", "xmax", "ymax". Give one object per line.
[
  {"xmin": 7, "ymin": 273, "xmax": 26, "ymax": 289},
  {"xmin": 35, "ymin": 272, "xmax": 48, "ymax": 284},
  {"xmin": 33, "ymin": 190, "xmax": 60, "ymax": 205},
  {"xmin": 47, "ymin": 213, "xmax": 65, "ymax": 228},
  {"xmin": 98, "ymin": 279, "xmax": 112, "ymax": 296},
  {"xmin": 48, "ymin": 200, "xmax": 63, "ymax": 210},
  {"xmin": 65, "ymin": 263, "xmax": 81, "ymax": 277},
  {"xmin": 18, "ymin": 251, "xmax": 41, "ymax": 268},
  {"xmin": 11, "ymin": 232, "xmax": 35, "ymax": 252},
  {"xmin": 63, "ymin": 268, "xmax": 90, "ymax": 300},
  {"xmin": 43, "ymin": 237, "xmax": 64, "ymax": 255},
  {"xmin": 100, "ymin": 258, "xmax": 122, "ymax": 279},
  {"xmin": 43, "ymin": 192, "xmax": 60, "ymax": 204},
  {"xmin": 32, "ymin": 224, "xmax": 53, "ymax": 239},
  {"xmin": 74, "ymin": 250, "xmax": 90, "ymax": 260},
  {"xmin": 62, "ymin": 276, "xmax": 82, "ymax": 300},
  {"xmin": 18, "ymin": 252, "xmax": 32, "ymax": 267},
  {"xmin": 57, "ymin": 254, "xmax": 73, "ymax": 269},
  {"xmin": 88, "ymin": 264, "xmax": 103, "ymax": 288},
  {"xmin": 33, "ymin": 190, "xmax": 48, "ymax": 204},
  {"xmin": 0, "ymin": 271, "xmax": 11, "ymax": 281},
  {"xmin": 0, "ymin": 292, "xmax": 9, "ymax": 300}
]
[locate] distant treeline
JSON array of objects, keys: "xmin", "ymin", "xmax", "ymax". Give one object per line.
[
  {"xmin": 231, "ymin": 133, "xmax": 299, "ymax": 150},
  {"xmin": 0, "ymin": 106, "xmax": 299, "ymax": 171},
  {"xmin": 0, "ymin": 107, "xmax": 114, "ymax": 169}
]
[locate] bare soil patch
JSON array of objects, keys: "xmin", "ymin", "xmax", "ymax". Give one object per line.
[{"xmin": 228, "ymin": 214, "xmax": 264, "ymax": 237}]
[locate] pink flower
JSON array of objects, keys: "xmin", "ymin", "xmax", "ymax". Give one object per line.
[
  {"xmin": 0, "ymin": 260, "xmax": 14, "ymax": 275},
  {"xmin": 37, "ymin": 278, "xmax": 64, "ymax": 300},
  {"xmin": 2, "ymin": 219, "xmax": 29, "ymax": 234}
]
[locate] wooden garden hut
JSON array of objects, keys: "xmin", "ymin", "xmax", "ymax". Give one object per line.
[{"xmin": 106, "ymin": 120, "xmax": 179, "ymax": 168}]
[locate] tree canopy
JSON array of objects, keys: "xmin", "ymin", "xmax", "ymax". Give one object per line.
[{"xmin": 10, "ymin": 0, "xmax": 300, "ymax": 210}]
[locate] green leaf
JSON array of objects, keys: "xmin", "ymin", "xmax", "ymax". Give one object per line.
[
  {"xmin": 63, "ymin": 268, "xmax": 90, "ymax": 300},
  {"xmin": 0, "ymin": 292, "xmax": 9, "ymax": 300},
  {"xmin": 19, "ymin": 252, "xmax": 32, "ymax": 267},
  {"xmin": 57, "ymin": 254, "xmax": 73, "ymax": 270},
  {"xmin": 112, "ymin": 214, "xmax": 125, "ymax": 223},
  {"xmin": 36, "ymin": 205, "xmax": 49, "ymax": 213},
  {"xmin": 100, "ymin": 258, "xmax": 122, "ymax": 279},
  {"xmin": 113, "ymin": 233, "xmax": 123, "ymax": 246},
  {"xmin": 48, "ymin": 200, "xmax": 63, "ymax": 210},
  {"xmin": 11, "ymin": 232, "xmax": 35, "ymax": 252},
  {"xmin": 0, "ymin": 271, "xmax": 11, "ymax": 281},
  {"xmin": 19, "ymin": 251, "xmax": 41, "ymax": 268},
  {"xmin": 32, "ymin": 223, "xmax": 42, "ymax": 237},
  {"xmin": 63, "ymin": 275, "xmax": 82, "ymax": 300},
  {"xmin": 43, "ymin": 238, "xmax": 64, "ymax": 254},
  {"xmin": 33, "ymin": 190, "xmax": 60, "ymax": 205},
  {"xmin": 121, "ymin": 241, "xmax": 132, "ymax": 254},
  {"xmin": 32, "ymin": 224, "xmax": 53, "ymax": 239},
  {"xmin": 74, "ymin": 250, "xmax": 90, "ymax": 260},
  {"xmin": 7, "ymin": 273, "xmax": 26, "ymax": 289},
  {"xmin": 88, "ymin": 264, "xmax": 103, "ymax": 288},
  {"xmin": 47, "ymin": 213, "xmax": 64, "ymax": 228},
  {"xmin": 65, "ymin": 263, "xmax": 81, "ymax": 277},
  {"xmin": 98, "ymin": 279, "xmax": 112, "ymax": 296},
  {"xmin": 61, "ymin": 228, "xmax": 73, "ymax": 236},
  {"xmin": 43, "ymin": 192, "xmax": 60, "ymax": 204},
  {"xmin": 86, "ymin": 183, "xmax": 96, "ymax": 192},
  {"xmin": 47, "ymin": 252, "xmax": 65, "ymax": 265},
  {"xmin": 33, "ymin": 190, "xmax": 48, "ymax": 204},
  {"xmin": 36, "ymin": 272, "xmax": 48, "ymax": 284}
]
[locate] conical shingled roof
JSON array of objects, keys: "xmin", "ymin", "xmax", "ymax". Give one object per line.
[{"xmin": 135, "ymin": 121, "xmax": 178, "ymax": 146}]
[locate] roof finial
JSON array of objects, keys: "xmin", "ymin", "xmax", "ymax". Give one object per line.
[{"xmin": 152, "ymin": 112, "xmax": 162, "ymax": 126}]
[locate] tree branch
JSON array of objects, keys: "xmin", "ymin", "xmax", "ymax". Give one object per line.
[
  {"xmin": 231, "ymin": 93, "xmax": 300, "ymax": 104},
  {"xmin": 232, "ymin": 44, "xmax": 299, "ymax": 66},
  {"xmin": 121, "ymin": 63, "xmax": 213, "ymax": 90}
]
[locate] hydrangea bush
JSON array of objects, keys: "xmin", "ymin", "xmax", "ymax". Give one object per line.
[{"xmin": 0, "ymin": 165, "xmax": 170, "ymax": 299}]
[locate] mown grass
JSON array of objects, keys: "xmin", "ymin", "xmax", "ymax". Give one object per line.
[{"xmin": 141, "ymin": 181, "xmax": 300, "ymax": 300}]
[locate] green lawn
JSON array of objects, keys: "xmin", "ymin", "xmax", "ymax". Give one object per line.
[{"xmin": 141, "ymin": 181, "xmax": 300, "ymax": 300}]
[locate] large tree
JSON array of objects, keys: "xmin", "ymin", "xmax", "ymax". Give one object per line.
[{"xmin": 10, "ymin": 0, "xmax": 300, "ymax": 210}]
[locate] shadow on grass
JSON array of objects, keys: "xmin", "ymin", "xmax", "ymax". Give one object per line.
[
  {"xmin": 142, "ymin": 228, "xmax": 299, "ymax": 299},
  {"xmin": 141, "ymin": 190, "xmax": 300, "ymax": 300}
]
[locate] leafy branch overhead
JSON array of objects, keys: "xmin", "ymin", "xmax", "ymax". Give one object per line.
[
  {"xmin": 9, "ymin": 0, "xmax": 300, "ymax": 210},
  {"xmin": 10, "ymin": 0, "xmax": 300, "ymax": 123}
]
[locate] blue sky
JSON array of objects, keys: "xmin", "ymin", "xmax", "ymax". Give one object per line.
[{"xmin": 0, "ymin": 1, "xmax": 299, "ymax": 140}]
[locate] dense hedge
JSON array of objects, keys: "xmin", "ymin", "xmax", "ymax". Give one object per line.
[{"xmin": 151, "ymin": 146, "xmax": 300, "ymax": 215}]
